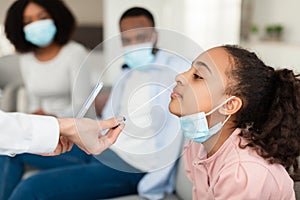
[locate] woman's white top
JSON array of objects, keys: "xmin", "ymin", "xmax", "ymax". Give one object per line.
[
  {"xmin": 19, "ymin": 41, "xmax": 91, "ymax": 117},
  {"xmin": 0, "ymin": 110, "xmax": 59, "ymax": 156}
]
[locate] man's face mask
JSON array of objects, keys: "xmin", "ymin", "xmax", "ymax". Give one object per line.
[
  {"xmin": 23, "ymin": 19, "xmax": 57, "ymax": 47},
  {"xmin": 180, "ymin": 96, "xmax": 235, "ymax": 143},
  {"xmin": 122, "ymin": 40, "xmax": 155, "ymax": 70}
]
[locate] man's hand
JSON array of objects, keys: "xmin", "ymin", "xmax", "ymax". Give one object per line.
[{"xmin": 57, "ymin": 117, "xmax": 125, "ymax": 155}]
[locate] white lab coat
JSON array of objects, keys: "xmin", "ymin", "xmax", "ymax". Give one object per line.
[{"xmin": 0, "ymin": 110, "xmax": 59, "ymax": 156}]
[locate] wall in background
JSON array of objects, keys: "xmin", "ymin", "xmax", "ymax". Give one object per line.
[
  {"xmin": 252, "ymin": 0, "xmax": 300, "ymax": 44},
  {"xmin": 0, "ymin": 0, "xmax": 15, "ymax": 25},
  {"xmin": 242, "ymin": 0, "xmax": 300, "ymax": 72},
  {"xmin": 184, "ymin": 0, "xmax": 241, "ymax": 50},
  {"xmin": 103, "ymin": 0, "xmax": 241, "ymax": 50},
  {"xmin": 64, "ymin": 0, "xmax": 103, "ymax": 25}
]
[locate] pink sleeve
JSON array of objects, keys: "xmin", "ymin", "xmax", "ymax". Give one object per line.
[{"xmin": 213, "ymin": 162, "xmax": 295, "ymax": 200}]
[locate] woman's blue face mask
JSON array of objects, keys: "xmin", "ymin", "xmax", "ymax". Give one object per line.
[{"xmin": 23, "ymin": 19, "xmax": 57, "ymax": 47}]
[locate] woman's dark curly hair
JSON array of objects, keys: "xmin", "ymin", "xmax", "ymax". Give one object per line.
[
  {"xmin": 223, "ymin": 45, "xmax": 300, "ymax": 169},
  {"xmin": 5, "ymin": 0, "xmax": 76, "ymax": 53}
]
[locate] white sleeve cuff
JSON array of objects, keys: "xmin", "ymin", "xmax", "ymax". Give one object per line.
[{"xmin": 27, "ymin": 115, "xmax": 60, "ymax": 153}]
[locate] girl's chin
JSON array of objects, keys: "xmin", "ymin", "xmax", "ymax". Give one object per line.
[
  {"xmin": 168, "ymin": 102, "xmax": 183, "ymax": 117},
  {"xmin": 170, "ymin": 111, "xmax": 182, "ymax": 117}
]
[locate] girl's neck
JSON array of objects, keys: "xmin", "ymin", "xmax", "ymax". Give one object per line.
[
  {"xmin": 33, "ymin": 42, "xmax": 62, "ymax": 62},
  {"xmin": 203, "ymin": 121, "xmax": 236, "ymax": 158}
]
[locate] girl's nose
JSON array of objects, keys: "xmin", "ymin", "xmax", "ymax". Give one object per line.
[{"xmin": 175, "ymin": 72, "xmax": 188, "ymax": 86}]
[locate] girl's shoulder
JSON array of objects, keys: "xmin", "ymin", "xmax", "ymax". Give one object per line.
[
  {"xmin": 212, "ymin": 135, "xmax": 295, "ymax": 199},
  {"xmin": 217, "ymin": 156, "xmax": 294, "ymax": 199},
  {"xmin": 219, "ymin": 135, "xmax": 293, "ymax": 191}
]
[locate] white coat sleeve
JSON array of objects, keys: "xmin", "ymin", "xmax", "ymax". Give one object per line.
[{"xmin": 0, "ymin": 110, "xmax": 59, "ymax": 156}]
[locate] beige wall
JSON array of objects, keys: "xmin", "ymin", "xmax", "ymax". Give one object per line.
[
  {"xmin": 64, "ymin": 0, "xmax": 103, "ymax": 25},
  {"xmin": 0, "ymin": 0, "xmax": 15, "ymax": 24}
]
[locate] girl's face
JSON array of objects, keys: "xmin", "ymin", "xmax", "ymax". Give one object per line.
[
  {"xmin": 169, "ymin": 47, "xmax": 231, "ymax": 117},
  {"xmin": 23, "ymin": 2, "xmax": 52, "ymax": 26}
]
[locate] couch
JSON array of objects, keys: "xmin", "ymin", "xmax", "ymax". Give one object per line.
[{"xmin": 0, "ymin": 54, "xmax": 24, "ymax": 112}]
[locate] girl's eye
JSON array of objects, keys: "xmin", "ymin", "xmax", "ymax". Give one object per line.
[{"xmin": 193, "ymin": 73, "xmax": 203, "ymax": 79}]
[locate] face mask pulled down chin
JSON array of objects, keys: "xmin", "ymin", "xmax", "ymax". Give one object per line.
[
  {"xmin": 122, "ymin": 42, "xmax": 155, "ymax": 70},
  {"xmin": 180, "ymin": 97, "xmax": 234, "ymax": 143},
  {"xmin": 24, "ymin": 19, "xmax": 57, "ymax": 47}
]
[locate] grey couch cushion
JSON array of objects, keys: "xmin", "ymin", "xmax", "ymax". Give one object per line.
[
  {"xmin": 0, "ymin": 54, "xmax": 22, "ymax": 87},
  {"xmin": 1, "ymin": 80, "xmax": 23, "ymax": 111},
  {"xmin": 0, "ymin": 54, "xmax": 24, "ymax": 111},
  {"xmin": 174, "ymin": 155, "xmax": 193, "ymax": 200}
]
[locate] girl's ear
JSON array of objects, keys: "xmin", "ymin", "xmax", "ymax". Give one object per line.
[{"xmin": 219, "ymin": 96, "xmax": 242, "ymax": 115}]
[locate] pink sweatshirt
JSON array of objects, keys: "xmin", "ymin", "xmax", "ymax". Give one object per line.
[{"xmin": 184, "ymin": 128, "xmax": 295, "ymax": 200}]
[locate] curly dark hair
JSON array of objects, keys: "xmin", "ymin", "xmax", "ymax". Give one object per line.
[
  {"xmin": 5, "ymin": 0, "xmax": 76, "ymax": 53},
  {"xmin": 223, "ymin": 45, "xmax": 300, "ymax": 169}
]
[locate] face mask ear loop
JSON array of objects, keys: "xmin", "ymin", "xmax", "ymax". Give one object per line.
[
  {"xmin": 205, "ymin": 96, "xmax": 236, "ymax": 116},
  {"xmin": 148, "ymin": 29, "xmax": 158, "ymax": 53},
  {"xmin": 221, "ymin": 114, "xmax": 231, "ymax": 126}
]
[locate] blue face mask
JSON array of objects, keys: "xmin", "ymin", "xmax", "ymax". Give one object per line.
[
  {"xmin": 180, "ymin": 97, "xmax": 234, "ymax": 143},
  {"xmin": 23, "ymin": 19, "xmax": 57, "ymax": 47},
  {"xmin": 122, "ymin": 42, "xmax": 155, "ymax": 70}
]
